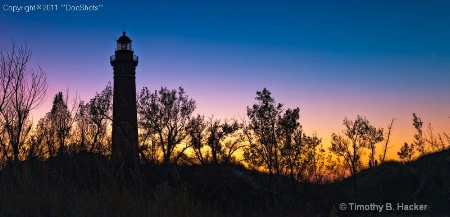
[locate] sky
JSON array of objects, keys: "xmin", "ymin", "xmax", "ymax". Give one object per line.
[{"xmin": 1, "ymin": 0, "xmax": 449, "ymax": 160}]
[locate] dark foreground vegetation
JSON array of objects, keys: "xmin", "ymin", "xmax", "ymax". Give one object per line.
[
  {"xmin": 1, "ymin": 148, "xmax": 450, "ymax": 217},
  {"xmin": 0, "ymin": 152, "xmax": 298, "ymax": 217}
]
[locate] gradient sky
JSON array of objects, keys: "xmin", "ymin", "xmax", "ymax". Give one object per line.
[{"xmin": 1, "ymin": 0, "xmax": 449, "ymax": 160}]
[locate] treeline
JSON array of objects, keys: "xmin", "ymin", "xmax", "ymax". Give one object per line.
[{"xmin": 1, "ymin": 42, "xmax": 449, "ymax": 191}]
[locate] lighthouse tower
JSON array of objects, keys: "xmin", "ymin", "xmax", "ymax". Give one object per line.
[{"xmin": 110, "ymin": 32, "xmax": 139, "ymax": 165}]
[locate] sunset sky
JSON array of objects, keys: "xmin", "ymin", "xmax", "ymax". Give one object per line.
[{"xmin": 1, "ymin": 0, "xmax": 449, "ymax": 160}]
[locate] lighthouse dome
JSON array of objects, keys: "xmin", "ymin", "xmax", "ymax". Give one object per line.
[{"xmin": 117, "ymin": 32, "xmax": 132, "ymax": 43}]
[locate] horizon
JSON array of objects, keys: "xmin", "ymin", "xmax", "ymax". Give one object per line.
[{"xmin": 1, "ymin": 0, "xmax": 449, "ymax": 161}]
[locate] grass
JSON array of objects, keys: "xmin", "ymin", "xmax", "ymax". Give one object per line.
[{"xmin": 0, "ymin": 153, "xmax": 290, "ymax": 217}]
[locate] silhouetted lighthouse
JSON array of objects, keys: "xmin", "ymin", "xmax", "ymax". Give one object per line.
[{"xmin": 110, "ymin": 32, "xmax": 139, "ymax": 165}]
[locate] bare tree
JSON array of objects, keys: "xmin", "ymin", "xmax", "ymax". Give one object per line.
[
  {"xmin": 137, "ymin": 86, "xmax": 197, "ymax": 166},
  {"xmin": 424, "ymin": 123, "xmax": 448, "ymax": 152},
  {"xmin": 379, "ymin": 118, "xmax": 395, "ymax": 164},
  {"xmin": 0, "ymin": 41, "xmax": 47, "ymax": 162},
  {"xmin": 443, "ymin": 132, "xmax": 450, "ymax": 148}
]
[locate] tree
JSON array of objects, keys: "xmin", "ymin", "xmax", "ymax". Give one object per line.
[
  {"xmin": 365, "ymin": 122, "xmax": 384, "ymax": 168},
  {"xmin": 0, "ymin": 41, "xmax": 47, "ymax": 162},
  {"xmin": 187, "ymin": 114, "xmax": 207, "ymax": 164},
  {"xmin": 188, "ymin": 115, "xmax": 242, "ymax": 164},
  {"xmin": 412, "ymin": 113, "xmax": 425, "ymax": 156},
  {"xmin": 34, "ymin": 116, "xmax": 55, "ymax": 158},
  {"xmin": 295, "ymin": 133, "xmax": 323, "ymax": 183},
  {"xmin": 206, "ymin": 117, "xmax": 242, "ymax": 164},
  {"xmin": 137, "ymin": 86, "xmax": 197, "ymax": 166},
  {"xmin": 424, "ymin": 122, "xmax": 448, "ymax": 152},
  {"xmin": 330, "ymin": 115, "xmax": 382, "ymax": 195},
  {"xmin": 26, "ymin": 127, "xmax": 48, "ymax": 160},
  {"xmin": 49, "ymin": 92, "xmax": 72, "ymax": 155},
  {"xmin": 74, "ymin": 83, "xmax": 112, "ymax": 154},
  {"xmin": 244, "ymin": 88, "xmax": 301, "ymax": 196},
  {"xmin": 397, "ymin": 142, "xmax": 415, "ymax": 162},
  {"xmin": 379, "ymin": 118, "xmax": 395, "ymax": 164},
  {"xmin": 35, "ymin": 91, "xmax": 78, "ymax": 156},
  {"xmin": 330, "ymin": 130, "xmax": 362, "ymax": 193},
  {"xmin": 409, "ymin": 114, "xmax": 449, "ymax": 154},
  {"xmin": 0, "ymin": 126, "xmax": 9, "ymax": 164},
  {"xmin": 325, "ymin": 153, "xmax": 347, "ymax": 182},
  {"xmin": 377, "ymin": 118, "xmax": 395, "ymax": 204},
  {"xmin": 443, "ymin": 131, "xmax": 450, "ymax": 148},
  {"xmin": 244, "ymin": 88, "xmax": 282, "ymax": 187},
  {"xmin": 277, "ymin": 108, "xmax": 302, "ymax": 182}
]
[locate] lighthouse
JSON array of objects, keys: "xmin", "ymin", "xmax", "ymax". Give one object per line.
[{"xmin": 110, "ymin": 32, "xmax": 139, "ymax": 165}]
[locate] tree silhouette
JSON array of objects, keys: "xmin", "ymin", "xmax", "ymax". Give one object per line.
[
  {"xmin": 365, "ymin": 121, "xmax": 384, "ymax": 168},
  {"xmin": 330, "ymin": 115, "xmax": 382, "ymax": 195},
  {"xmin": 138, "ymin": 86, "xmax": 197, "ymax": 166},
  {"xmin": 244, "ymin": 88, "xmax": 301, "ymax": 197},
  {"xmin": 50, "ymin": 92, "xmax": 72, "ymax": 155},
  {"xmin": 424, "ymin": 121, "xmax": 450, "ymax": 152},
  {"xmin": 397, "ymin": 142, "xmax": 415, "ymax": 162},
  {"xmin": 35, "ymin": 91, "xmax": 78, "ymax": 156},
  {"xmin": 187, "ymin": 114, "xmax": 207, "ymax": 164},
  {"xmin": 277, "ymin": 108, "xmax": 302, "ymax": 182},
  {"xmin": 206, "ymin": 117, "xmax": 241, "ymax": 164},
  {"xmin": 412, "ymin": 113, "xmax": 425, "ymax": 156},
  {"xmin": 407, "ymin": 114, "xmax": 449, "ymax": 155},
  {"xmin": 74, "ymin": 83, "xmax": 112, "ymax": 153},
  {"xmin": 244, "ymin": 88, "xmax": 281, "ymax": 195},
  {"xmin": 0, "ymin": 41, "xmax": 47, "ymax": 162},
  {"xmin": 379, "ymin": 118, "xmax": 395, "ymax": 164},
  {"xmin": 325, "ymin": 152, "xmax": 347, "ymax": 182},
  {"xmin": 295, "ymin": 133, "xmax": 324, "ymax": 183},
  {"xmin": 34, "ymin": 115, "xmax": 55, "ymax": 157},
  {"xmin": 188, "ymin": 115, "xmax": 242, "ymax": 164}
]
